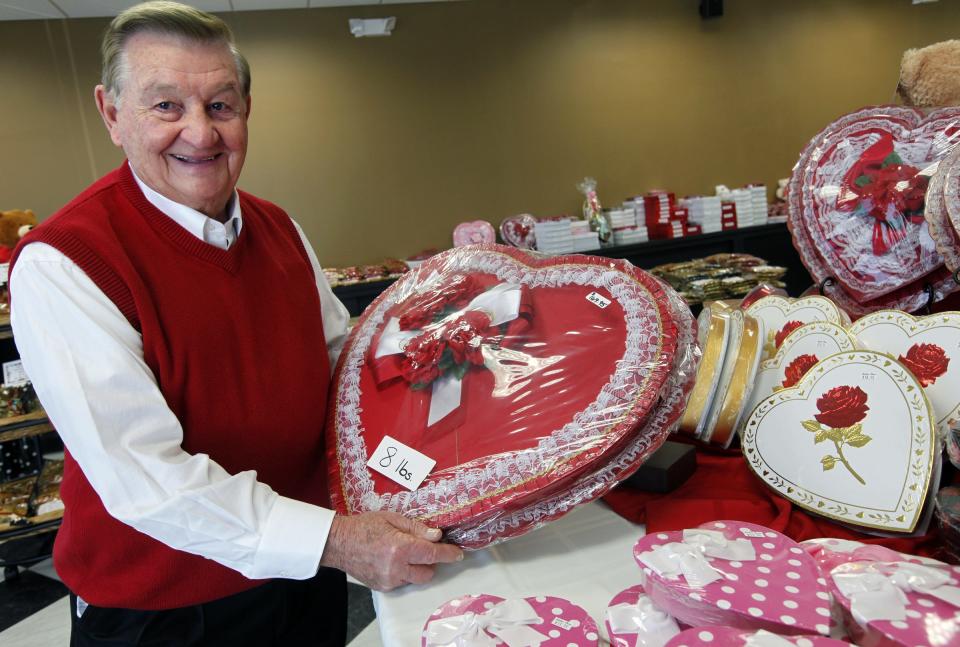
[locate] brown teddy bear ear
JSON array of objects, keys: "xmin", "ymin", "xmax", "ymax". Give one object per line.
[{"xmin": 898, "ymin": 47, "xmax": 922, "ymax": 106}]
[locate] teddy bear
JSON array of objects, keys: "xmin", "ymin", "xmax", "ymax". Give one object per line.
[
  {"xmin": 897, "ymin": 39, "xmax": 960, "ymax": 108},
  {"xmin": 0, "ymin": 209, "xmax": 38, "ymax": 264}
]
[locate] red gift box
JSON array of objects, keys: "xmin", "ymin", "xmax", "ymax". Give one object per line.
[{"xmin": 326, "ymin": 244, "xmax": 683, "ymax": 542}]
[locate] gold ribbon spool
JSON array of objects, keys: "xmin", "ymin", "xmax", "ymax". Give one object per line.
[
  {"xmin": 710, "ymin": 314, "xmax": 763, "ymax": 448},
  {"xmin": 678, "ymin": 306, "xmax": 730, "ymax": 438}
]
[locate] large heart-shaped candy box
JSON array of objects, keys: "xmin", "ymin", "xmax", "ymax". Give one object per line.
[
  {"xmin": 741, "ymin": 350, "xmax": 936, "ymax": 533},
  {"xmin": 849, "ymin": 310, "xmax": 960, "ymax": 430},
  {"xmin": 633, "ymin": 521, "xmax": 832, "ymax": 635},
  {"xmin": 789, "ymin": 106, "xmax": 960, "ymax": 311},
  {"xmin": 327, "ymin": 245, "xmax": 679, "ymax": 531},
  {"xmin": 924, "ymin": 146, "xmax": 960, "ymax": 275}
]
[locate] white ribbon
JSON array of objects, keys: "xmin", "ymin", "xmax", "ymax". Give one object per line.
[
  {"xmin": 832, "ymin": 561, "xmax": 960, "ymax": 624},
  {"xmin": 638, "ymin": 529, "xmax": 757, "ymax": 588},
  {"xmin": 424, "ymin": 598, "xmax": 548, "ymax": 647},
  {"xmin": 742, "ymin": 630, "xmax": 797, "ymax": 647},
  {"xmin": 376, "ymin": 282, "xmax": 522, "ymax": 426},
  {"xmin": 606, "ymin": 595, "xmax": 679, "ymax": 647}
]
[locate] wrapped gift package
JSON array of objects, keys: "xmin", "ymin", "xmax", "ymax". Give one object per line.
[
  {"xmin": 788, "ymin": 106, "xmax": 960, "ymax": 315},
  {"xmin": 829, "ymin": 560, "xmax": 960, "ymax": 647},
  {"xmin": 664, "ymin": 627, "xmax": 851, "ymax": 647},
  {"xmin": 421, "ymin": 594, "xmax": 599, "ymax": 646},
  {"xmin": 633, "ymin": 521, "xmax": 833, "ymax": 635},
  {"xmin": 327, "ymin": 244, "xmax": 696, "ymax": 546},
  {"xmin": 605, "ymin": 584, "xmax": 682, "ymax": 647}
]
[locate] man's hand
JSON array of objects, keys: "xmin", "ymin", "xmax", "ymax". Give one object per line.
[{"xmin": 320, "ymin": 511, "xmax": 464, "ymax": 591}]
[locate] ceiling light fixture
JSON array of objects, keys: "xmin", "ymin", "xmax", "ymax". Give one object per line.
[{"xmin": 349, "ymin": 17, "xmax": 397, "ymax": 38}]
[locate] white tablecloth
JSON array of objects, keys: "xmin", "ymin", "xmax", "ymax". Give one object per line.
[{"xmin": 372, "ymin": 501, "xmax": 644, "ymax": 646}]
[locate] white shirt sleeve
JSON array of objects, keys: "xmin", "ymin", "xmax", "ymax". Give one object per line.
[
  {"xmin": 289, "ymin": 218, "xmax": 351, "ymax": 368},
  {"xmin": 10, "ymin": 241, "xmax": 342, "ymax": 581}
]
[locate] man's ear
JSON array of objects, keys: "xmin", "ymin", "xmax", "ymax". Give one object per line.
[
  {"xmin": 245, "ymin": 94, "xmax": 252, "ymax": 120},
  {"xmin": 94, "ymin": 85, "xmax": 124, "ymax": 147}
]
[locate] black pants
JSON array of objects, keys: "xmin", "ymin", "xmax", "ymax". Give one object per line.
[{"xmin": 69, "ymin": 567, "xmax": 347, "ymax": 647}]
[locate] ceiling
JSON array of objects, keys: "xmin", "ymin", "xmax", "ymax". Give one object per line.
[{"xmin": 0, "ymin": 0, "xmax": 462, "ymax": 21}]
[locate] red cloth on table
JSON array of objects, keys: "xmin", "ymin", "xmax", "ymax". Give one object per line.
[{"xmin": 602, "ymin": 443, "xmax": 951, "ymax": 560}]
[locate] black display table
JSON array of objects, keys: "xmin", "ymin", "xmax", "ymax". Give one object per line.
[{"xmin": 332, "ymin": 223, "xmax": 813, "ymax": 317}]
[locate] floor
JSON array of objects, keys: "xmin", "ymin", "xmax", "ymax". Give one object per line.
[{"xmin": 0, "ymin": 558, "xmax": 383, "ymax": 646}]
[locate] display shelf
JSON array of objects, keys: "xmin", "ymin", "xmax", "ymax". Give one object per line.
[
  {"xmin": 0, "ymin": 410, "xmax": 51, "ymax": 444},
  {"xmin": 0, "ymin": 313, "xmax": 11, "ymax": 340},
  {"xmin": 331, "ymin": 223, "xmax": 813, "ymax": 316},
  {"xmin": 0, "ymin": 509, "xmax": 63, "ymax": 537}
]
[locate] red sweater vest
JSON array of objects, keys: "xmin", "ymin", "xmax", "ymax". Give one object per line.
[{"xmin": 10, "ymin": 163, "xmax": 331, "ymax": 610}]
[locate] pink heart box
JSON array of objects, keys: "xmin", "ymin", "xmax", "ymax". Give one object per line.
[
  {"xmin": 421, "ymin": 594, "xmax": 600, "ymax": 646},
  {"xmin": 800, "ymin": 538, "xmax": 929, "ymax": 579},
  {"xmin": 633, "ymin": 521, "xmax": 832, "ymax": 636},
  {"xmin": 828, "ymin": 561, "xmax": 960, "ymax": 647},
  {"xmin": 606, "ymin": 584, "xmax": 685, "ymax": 647},
  {"xmin": 665, "ymin": 627, "xmax": 851, "ymax": 646}
]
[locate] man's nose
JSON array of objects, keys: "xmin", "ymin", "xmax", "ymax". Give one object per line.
[{"xmin": 180, "ymin": 106, "xmax": 219, "ymax": 149}]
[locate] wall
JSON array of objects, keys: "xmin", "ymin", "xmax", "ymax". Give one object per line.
[{"xmin": 0, "ymin": 0, "xmax": 957, "ymax": 267}]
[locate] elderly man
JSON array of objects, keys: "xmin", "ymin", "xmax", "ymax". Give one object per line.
[{"xmin": 10, "ymin": 2, "xmax": 461, "ymax": 645}]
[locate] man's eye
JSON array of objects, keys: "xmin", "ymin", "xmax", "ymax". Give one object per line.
[
  {"xmin": 210, "ymin": 102, "xmax": 226, "ymax": 112},
  {"xmin": 155, "ymin": 101, "xmax": 173, "ymax": 111}
]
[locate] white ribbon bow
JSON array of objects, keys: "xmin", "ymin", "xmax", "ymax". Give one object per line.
[
  {"xmin": 832, "ymin": 561, "xmax": 960, "ymax": 624},
  {"xmin": 376, "ymin": 282, "xmax": 522, "ymax": 426},
  {"xmin": 606, "ymin": 595, "xmax": 679, "ymax": 647},
  {"xmin": 742, "ymin": 630, "xmax": 797, "ymax": 647},
  {"xmin": 424, "ymin": 598, "xmax": 548, "ymax": 647},
  {"xmin": 639, "ymin": 529, "xmax": 757, "ymax": 588}
]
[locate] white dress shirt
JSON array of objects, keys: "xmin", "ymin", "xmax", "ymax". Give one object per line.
[{"xmin": 10, "ymin": 172, "xmax": 350, "ymax": 582}]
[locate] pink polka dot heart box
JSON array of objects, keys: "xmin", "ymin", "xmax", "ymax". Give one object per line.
[
  {"xmin": 828, "ymin": 560, "xmax": 960, "ymax": 647},
  {"xmin": 605, "ymin": 584, "xmax": 683, "ymax": 647},
  {"xmin": 633, "ymin": 521, "xmax": 832, "ymax": 636},
  {"xmin": 664, "ymin": 627, "xmax": 851, "ymax": 647},
  {"xmin": 421, "ymin": 594, "xmax": 600, "ymax": 646}
]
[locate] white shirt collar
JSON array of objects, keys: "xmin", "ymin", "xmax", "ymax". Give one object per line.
[{"xmin": 130, "ymin": 167, "xmax": 243, "ymax": 251}]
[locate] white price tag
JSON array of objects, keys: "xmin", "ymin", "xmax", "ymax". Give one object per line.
[
  {"xmin": 2, "ymin": 360, "xmax": 28, "ymax": 387},
  {"xmin": 366, "ymin": 435, "xmax": 436, "ymax": 490},
  {"xmin": 551, "ymin": 617, "xmax": 574, "ymax": 630},
  {"xmin": 586, "ymin": 291, "xmax": 611, "ymax": 309},
  {"xmin": 739, "ymin": 529, "xmax": 766, "ymax": 538},
  {"xmin": 0, "ymin": 263, "xmax": 9, "ymax": 287}
]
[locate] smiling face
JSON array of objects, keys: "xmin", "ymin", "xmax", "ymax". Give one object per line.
[{"xmin": 95, "ymin": 32, "xmax": 250, "ymax": 221}]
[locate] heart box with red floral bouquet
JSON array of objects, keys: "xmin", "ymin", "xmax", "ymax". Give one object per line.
[
  {"xmin": 326, "ymin": 244, "xmax": 688, "ymax": 544},
  {"xmin": 788, "ymin": 106, "xmax": 960, "ymax": 315}
]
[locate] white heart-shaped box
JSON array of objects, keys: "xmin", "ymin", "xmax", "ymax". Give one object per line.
[
  {"xmin": 742, "ymin": 322, "xmax": 859, "ymax": 431},
  {"xmin": 746, "ymin": 296, "xmax": 850, "ymax": 362},
  {"xmin": 742, "ymin": 350, "xmax": 936, "ymax": 533},
  {"xmin": 849, "ymin": 310, "xmax": 960, "ymax": 430}
]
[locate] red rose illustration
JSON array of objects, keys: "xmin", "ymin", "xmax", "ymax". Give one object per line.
[
  {"xmin": 814, "ymin": 385, "xmax": 870, "ymax": 429},
  {"xmin": 898, "ymin": 342, "xmax": 950, "ymax": 387},
  {"xmin": 399, "ymin": 332, "xmax": 445, "ymax": 385},
  {"xmin": 775, "ymin": 320, "xmax": 804, "ymax": 349},
  {"xmin": 781, "ymin": 354, "xmax": 819, "ymax": 389}
]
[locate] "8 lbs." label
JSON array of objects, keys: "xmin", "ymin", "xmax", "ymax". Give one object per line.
[{"xmin": 366, "ymin": 435, "xmax": 436, "ymax": 490}]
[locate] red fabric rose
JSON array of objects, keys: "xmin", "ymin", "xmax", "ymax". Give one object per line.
[
  {"xmin": 775, "ymin": 320, "xmax": 804, "ymax": 349},
  {"xmin": 898, "ymin": 343, "xmax": 950, "ymax": 387},
  {"xmin": 781, "ymin": 354, "xmax": 819, "ymax": 389},
  {"xmin": 445, "ymin": 312, "xmax": 491, "ymax": 366},
  {"xmin": 397, "ymin": 274, "xmax": 481, "ymax": 331},
  {"xmin": 814, "ymin": 385, "xmax": 869, "ymax": 429},
  {"xmin": 398, "ymin": 332, "xmax": 445, "ymax": 385}
]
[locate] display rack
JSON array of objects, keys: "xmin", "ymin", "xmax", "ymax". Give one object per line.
[
  {"xmin": 332, "ymin": 223, "xmax": 813, "ymax": 316},
  {"xmin": 0, "ymin": 312, "xmax": 63, "ymax": 580}
]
